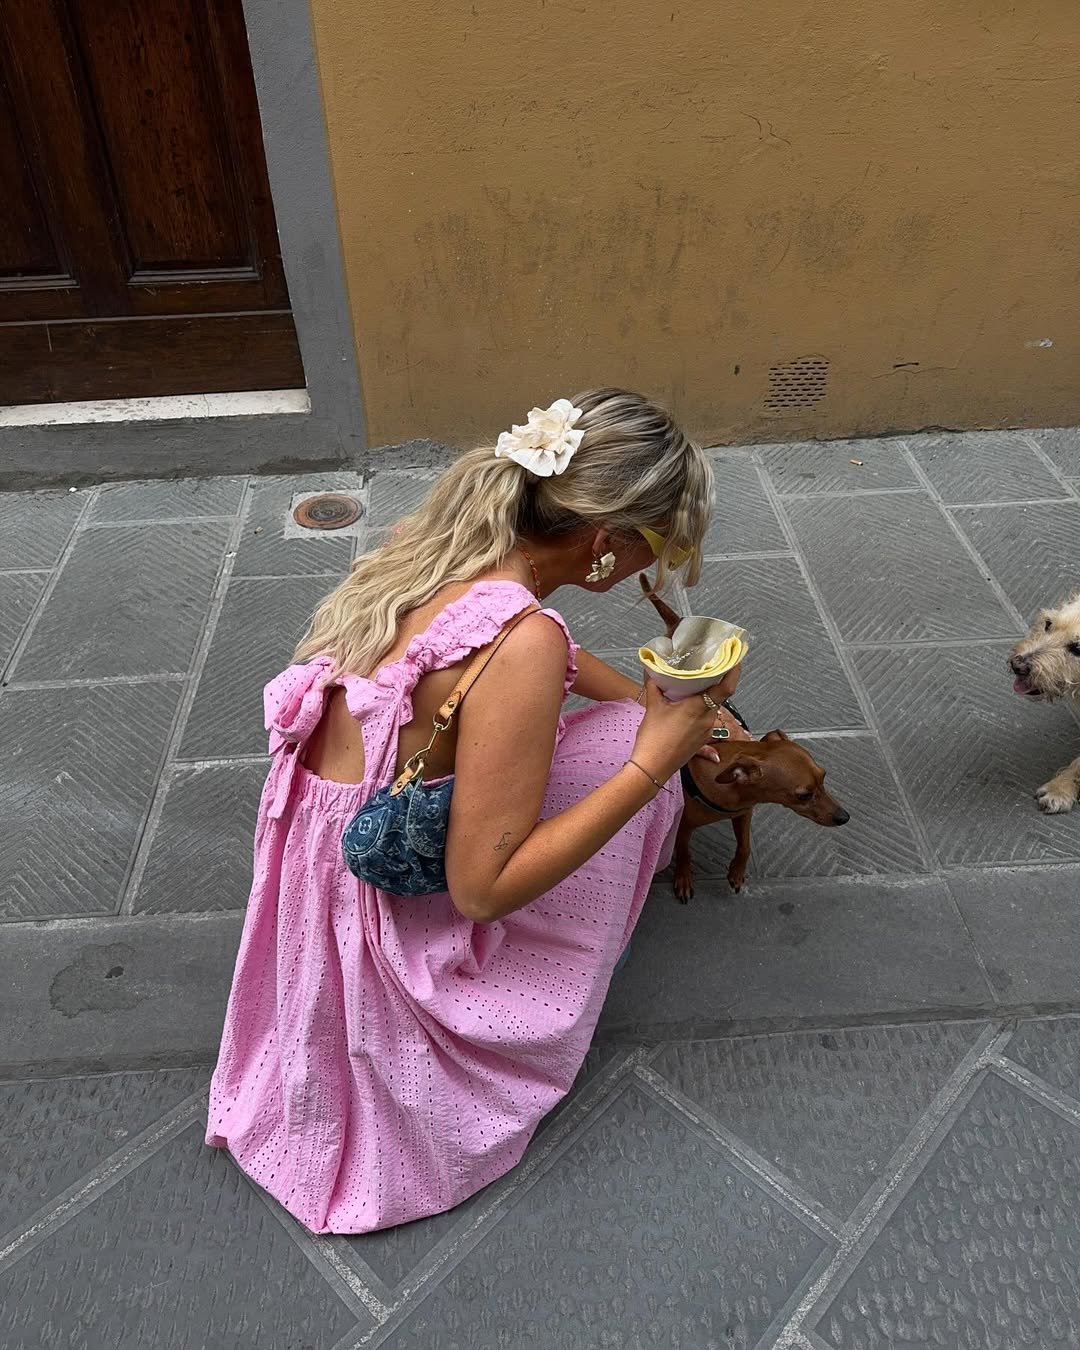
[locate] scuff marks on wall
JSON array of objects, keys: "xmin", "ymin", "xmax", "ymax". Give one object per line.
[{"xmin": 309, "ymin": 0, "xmax": 1080, "ymax": 445}]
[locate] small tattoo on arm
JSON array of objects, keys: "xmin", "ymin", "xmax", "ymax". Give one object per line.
[{"xmin": 494, "ymin": 832, "xmax": 511, "ymax": 852}]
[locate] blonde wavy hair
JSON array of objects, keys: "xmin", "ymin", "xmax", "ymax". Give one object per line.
[{"xmin": 296, "ymin": 388, "xmax": 714, "ymax": 674}]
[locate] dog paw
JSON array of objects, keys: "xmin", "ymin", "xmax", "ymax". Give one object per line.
[
  {"xmin": 673, "ymin": 870, "xmax": 695, "ymax": 903},
  {"xmin": 727, "ymin": 867, "xmax": 746, "ymax": 894},
  {"xmin": 1036, "ymin": 781, "xmax": 1078, "ymax": 814}
]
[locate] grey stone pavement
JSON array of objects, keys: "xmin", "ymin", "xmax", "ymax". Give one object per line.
[{"xmin": 2, "ymin": 427, "xmax": 1080, "ymax": 1348}]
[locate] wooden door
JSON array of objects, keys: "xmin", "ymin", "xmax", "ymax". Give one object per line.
[{"xmin": 0, "ymin": 0, "xmax": 304, "ymax": 404}]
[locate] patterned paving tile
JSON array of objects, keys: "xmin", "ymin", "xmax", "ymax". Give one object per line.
[
  {"xmin": 179, "ymin": 575, "xmax": 333, "ymax": 759},
  {"xmin": 1, "ymin": 911, "xmax": 242, "ymax": 1075},
  {"xmin": 855, "ymin": 645, "xmax": 1080, "ymax": 867},
  {"xmin": 0, "ymin": 1122, "xmax": 364, "ymax": 1350},
  {"xmin": 908, "ymin": 430, "xmax": 1068, "ymax": 504},
  {"xmin": 0, "ymin": 1068, "xmax": 206, "ymax": 1239},
  {"xmin": 694, "ymin": 558, "xmax": 864, "ymax": 730},
  {"xmin": 651, "ymin": 1021, "xmax": 984, "ymax": 1217},
  {"xmin": 232, "ymin": 474, "xmax": 360, "ymax": 577},
  {"xmin": 678, "ymin": 735, "xmax": 926, "ymax": 883},
  {"xmin": 1004, "ymin": 1015, "xmax": 1080, "ymax": 1099},
  {"xmin": 785, "ymin": 494, "xmax": 1018, "ymax": 644},
  {"xmin": 0, "ymin": 682, "xmax": 180, "ymax": 918},
  {"xmin": 705, "ymin": 452, "xmax": 788, "ymax": 553},
  {"xmin": 0, "ymin": 572, "xmax": 45, "ymax": 667},
  {"xmin": 0, "ymin": 490, "xmax": 84, "ymax": 570},
  {"xmin": 946, "ymin": 868, "xmax": 1080, "ymax": 1003},
  {"xmin": 132, "ymin": 762, "xmax": 267, "ymax": 914},
  {"xmin": 367, "ymin": 468, "xmax": 442, "ymax": 523},
  {"xmin": 758, "ymin": 439, "xmax": 920, "ymax": 495},
  {"xmin": 816, "ymin": 1073, "xmax": 1080, "ymax": 1350},
  {"xmin": 950, "ymin": 500, "xmax": 1080, "ymax": 621},
  {"xmin": 380, "ymin": 1081, "xmax": 829, "ymax": 1350},
  {"xmin": 598, "ymin": 877, "xmax": 991, "ymax": 1039},
  {"xmin": 583, "ymin": 648, "xmax": 641, "ymax": 682},
  {"xmin": 549, "ymin": 575, "xmax": 668, "ymax": 651},
  {"xmin": 90, "ymin": 477, "xmax": 245, "ymax": 521},
  {"xmin": 1029, "ymin": 427, "xmax": 1080, "ymax": 479},
  {"xmin": 11, "ymin": 521, "xmax": 231, "ymax": 681}
]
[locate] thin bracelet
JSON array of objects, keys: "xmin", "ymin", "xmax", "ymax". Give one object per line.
[
  {"xmin": 634, "ymin": 688, "xmax": 646, "ymax": 706},
  {"xmin": 626, "ymin": 758, "xmax": 673, "ymax": 795}
]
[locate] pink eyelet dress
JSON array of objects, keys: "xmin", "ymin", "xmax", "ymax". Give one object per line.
[{"xmin": 206, "ymin": 580, "xmax": 681, "ymax": 1234}]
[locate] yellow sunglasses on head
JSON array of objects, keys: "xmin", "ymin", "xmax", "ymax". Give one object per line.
[{"xmin": 637, "ymin": 526, "xmax": 690, "ymax": 568}]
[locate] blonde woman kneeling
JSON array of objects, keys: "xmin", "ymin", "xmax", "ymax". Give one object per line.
[{"xmin": 206, "ymin": 388, "xmax": 740, "ymax": 1233}]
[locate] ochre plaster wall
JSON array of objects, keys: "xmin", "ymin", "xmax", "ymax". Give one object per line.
[{"xmin": 309, "ymin": 0, "xmax": 1080, "ymax": 447}]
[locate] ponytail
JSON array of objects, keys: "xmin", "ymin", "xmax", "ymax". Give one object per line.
[{"xmin": 296, "ymin": 388, "xmax": 712, "ymax": 673}]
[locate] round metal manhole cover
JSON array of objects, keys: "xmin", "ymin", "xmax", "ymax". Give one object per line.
[{"xmin": 292, "ymin": 493, "xmax": 363, "ymax": 530}]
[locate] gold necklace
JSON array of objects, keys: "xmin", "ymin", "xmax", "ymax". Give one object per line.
[{"xmin": 515, "ymin": 543, "xmax": 541, "ymax": 598}]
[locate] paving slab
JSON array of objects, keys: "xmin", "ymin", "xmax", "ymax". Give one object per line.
[
  {"xmin": 950, "ymin": 499, "xmax": 1080, "ymax": 620},
  {"xmin": 1029, "ymin": 427, "xmax": 1080, "ymax": 479},
  {"xmin": 946, "ymin": 867, "xmax": 1080, "ymax": 1004},
  {"xmin": 705, "ymin": 451, "xmax": 788, "ymax": 553},
  {"xmin": 367, "ymin": 468, "xmax": 441, "ymax": 524},
  {"xmin": 695, "ymin": 557, "xmax": 864, "ymax": 730},
  {"xmin": 597, "ymin": 876, "xmax": 992, "ymax": 1040},
  {"xmin": 855, "ymin": 644, "xmax": 1080, "ymax": 868},
  {"xmin": 232, "ymin": 473, "xmax": 361, "ymax": 577},
  {"xmin": 549, "ymin": 575, "xmax": 669, "ymax": 651},
  {"xmin": 0, "ymin": 682, "xmax": 180, "ymax": 920},
  {"xmin": 1002, "ymin": 1015, "xmax": 1080, "ymax": 1099},
  {"xmin": 11, "ymin": 520, "xmax": 231, "ymax": 681},
  {"xmin": 179, "ymin": 573, "xmax": 338, "ymax": 759},
  {"xmin": 908, "ymin": 430, "xmax": 1069, "ymax": 504},
  {"xmin": 0, "ymin": 572, "xmax": 45, "ymax": 667},
  {"xmin": 784, "ymin": 492, "xmax": 1018, "ymax": 644},
  {"xmin": 650, "ymin": 1020, "xmax": 985, "ymax": 1218},
  {"xmin": 814, "ymin": 1071, "xmax": 1080, "ymax": 1350},
  {"xmin": 757, "ymin": 439, "xmax": 920, "ymax": 496},
  {"xmin": 0, "ymin": 490, "xmax": 84, "ymax": 570},
  {"xmin": 132, "ymin": 761, "xmax": 267, "ymax": 914},
  {"xmin": 0, "ymin": 1066, "xmax": 207, "ymax": 1240},
  {"xmin": 380, "ymin": 1079, "xmax": 830, "ymax": 1350},
  {"xmin": 90, "ymin": 476, "xmax": 246, "ymax": 522},
  {"xmin": 0, "ymin": 912, "xmax": 242, "ymax": 1077},
  {"xmin": 0, "ymin": 1121, "xmax": 365, "ymax": 1350}
]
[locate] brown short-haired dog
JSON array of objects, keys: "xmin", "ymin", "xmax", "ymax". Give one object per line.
[{"xmin": 640, "ymin": 576, "xmax": 849, "ymax": 900}]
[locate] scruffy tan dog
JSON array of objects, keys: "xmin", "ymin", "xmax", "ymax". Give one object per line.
[{"xmin": 1009, "ymin": 589, "xmax": 1080, "ymax": 813}]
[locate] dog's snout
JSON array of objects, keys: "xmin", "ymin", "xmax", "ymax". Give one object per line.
[
  {"xmin": 1010, "ymin": 653, "xmax": 1031, "ymax": 677},
  {"xmin": 832, "ymin": 808, "xmax": 850, "ymax": 826}
]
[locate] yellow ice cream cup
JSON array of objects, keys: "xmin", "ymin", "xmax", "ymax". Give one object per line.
[{"xmin": 639, "ymin": 616, "xmax": 749, "ymax": 699}]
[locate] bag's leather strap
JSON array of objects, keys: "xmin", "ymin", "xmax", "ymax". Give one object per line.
[
  {"xmin": 435, "ymin": 603, "xmax": 540, "ymax": 727},
  {"xmin": 391, "ymin": 602, "xmax": 540, "ymax": 795}
]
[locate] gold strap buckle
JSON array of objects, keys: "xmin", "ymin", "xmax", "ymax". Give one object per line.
[{"xmin": 389, "ymin": 718, "xmax": 449, "ymax": 796}]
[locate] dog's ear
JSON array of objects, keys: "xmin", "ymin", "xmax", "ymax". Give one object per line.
[
  {"xmin": 763, "ymin": 729, "xmax": 790, "ymax": 743},
  {"xmin": 638, "ymin": 573, "xmax": 653, "ymax": 597},
  {"xmin": 715, "ymin": 755, "xmax": 763, "ymax": 785}
]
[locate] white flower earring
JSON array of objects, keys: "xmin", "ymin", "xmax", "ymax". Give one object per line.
[{"xmin": 586, "ymin": 551, "xmax": 617, "ymax": 583}]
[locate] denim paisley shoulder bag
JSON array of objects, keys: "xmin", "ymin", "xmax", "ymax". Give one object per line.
[{"xmin": 341, "ymin": 605, "xmax": 538, "ymax": 896}]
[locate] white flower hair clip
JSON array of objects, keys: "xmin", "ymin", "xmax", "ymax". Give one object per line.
[{"xmin": 494, "ymin": 398, "xmax": 584, "ymax": 477}]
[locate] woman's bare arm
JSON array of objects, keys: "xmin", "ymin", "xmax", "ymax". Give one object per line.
[
  {"xmin": 445, "ymin": 614, "xmax": 722, "ymax": 922},
  {"xmin": 571, "ymin": 649, "xmax": 641, "ymax": 703}
]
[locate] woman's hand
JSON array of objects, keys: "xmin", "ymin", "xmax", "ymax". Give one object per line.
[
  {"xmin": 631, "ymin": 669, "xmax": 744, "ymax": 783},
  {"xmin": 693, "ymin": 704, "xmax": 752, "ymax": 763}
]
